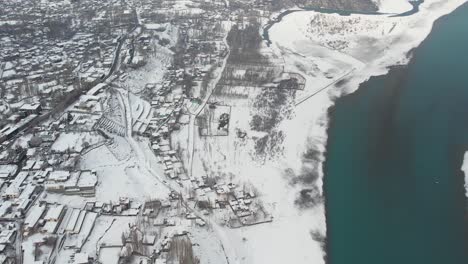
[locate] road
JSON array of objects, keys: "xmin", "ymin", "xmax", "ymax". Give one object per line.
[
  {"xmin": 0, "ymin": 32, "xmax": 127, "ymax": 147},
  {"xmin": 117, "ymin": 83, "xmax": 239, "ymax": 264},
  {"xmin": 295, "ymin": 68, "xmax": 356, "ymax": 106},
  {"xmin": 3, "ymin": 10, "xmax": 136, "ymax": 264},
  {"xmin": 15, "ymin": 221, "xmax": 23, "ymax": 264},
  {"xmin": 0, "ymin": 62, "xmax": 5, "ymax": 80},
  {"xmin": 187, "ymin": 31, "xmax": 231, "ymax": 178},
  {"xmin": 106, "ymin": 36, "xmax": 125, "ymax": 80}
]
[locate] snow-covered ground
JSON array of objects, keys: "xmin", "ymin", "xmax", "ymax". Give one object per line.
[
  {"xmin": 22, "ymin": 234, "xmax": 47, "ymax": 264},
  {"xmin": 269, "ymin": 0, "xmax": 468, "ymax": 186},
  {"xmin": 51, "ymin": 132, "xmax": 104, "ymax": 153},
  {"xmin": 374, "ymin": 0, "xmax": 413, "ymax": 13},
  {"xmin": 35, "ymin": 1, "xmax": 468, "ymax": 263},
  {"xmin": 168, "ymin": 1, "xmax": 468, "ymax": 262},
  {"xmin": 79, "ymin": 140, "xmax": 171, "ymax": 202},
  {"xmin": 213, "ymin": 0, "xmax": 468, "ymax": 263},
  {"xmin": 119, "ymin": 43, "xmax": 174, "ymax": 94},
  {"xmin": 225, "ymin": 164, "xmax": 326, "ymax": 264}
]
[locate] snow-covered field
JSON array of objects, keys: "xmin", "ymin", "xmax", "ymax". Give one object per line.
[
  {"xmin": 51, "ymin": 132, "xmax": 104, "ymax": 153},
  {"xmin": 80, "ymin": 140, "xmax": 171, "ymax": 202},
  {"xmin": 34, "ymin": 1, "xmax": 468, "ymax": 263},
  {"xmin": 166, "ymin": 1, "xmax": 468, "ymax": 263},
  {"xmin": 220, "ymin": 0, "xmax": 468, "ymax": 263},
  {"xmin": 119, "ymin": 43, "xmax": 174, "ymax": 94},
  {"xmin": 374, "ymin": 0, "xmax": 413, "ymax": 13}
]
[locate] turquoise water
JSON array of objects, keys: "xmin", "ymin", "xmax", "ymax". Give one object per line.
[{"xmin": 324, "ymin": 3, "xmax": 468, "ymax": 264}]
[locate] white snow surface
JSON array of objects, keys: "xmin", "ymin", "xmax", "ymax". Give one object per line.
[
  {"xmin": 461, "ymin": 152, "xmax": 468, "ymax": 197},
  {"xmin": 166, "ymin": 1, "xmax": 468, "ymax": 263},
  {"xmin": 374, "ymin": 0, "xmax": 413, "ymax": 13},
  {"xmin": 81, "ymin": 140, "xmax": 170, "ymax": 202},
  {"xmin": 243, "ymin": 1, "xmax": 468, "ymax": 264},
  {"xmin": 51, "ymin": 132, "xmax": 104, "ymax": 153},
  {"xmin": 38, "ymin": 1, "xmax": 468, "ymax": 263}
]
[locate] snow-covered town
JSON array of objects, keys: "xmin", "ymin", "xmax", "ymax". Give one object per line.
[{"xmin": 1, "ymin": 0, "xmax": 467, "ymax": 263}]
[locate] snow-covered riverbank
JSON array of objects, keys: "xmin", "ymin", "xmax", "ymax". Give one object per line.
[
  {"xmin": 258, "ymin": 0, "xmax": 468, "ymax": 263},
  {"xmin": 374, "ymin": 0, "xmax": 414, "ymax": 13}
]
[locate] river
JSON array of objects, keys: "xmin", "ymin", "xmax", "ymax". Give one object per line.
[{"xmin": 324, "ymin": 3, "xmax": 468, "ymax": 264}]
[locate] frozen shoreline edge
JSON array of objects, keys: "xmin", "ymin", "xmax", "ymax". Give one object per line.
[
  {"xmin": 268, "ymin": 0, "xmax": 468, "ymax": 262},
  {"xmin": 461, "ymin": 152, "xmax": 468, "ymax": 197}
]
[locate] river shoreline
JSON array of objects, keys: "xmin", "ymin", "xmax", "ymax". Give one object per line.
[
  {"xmin": 322, "ymin": 65, "xmax": 408, "ymax": 263},
  {"xmin": 322, "ymin": 3, "xmax": 468, "ymax": 263},
  {"xmin": 264, "ymin": 0, "xmax": 468, "ymax": 263}
]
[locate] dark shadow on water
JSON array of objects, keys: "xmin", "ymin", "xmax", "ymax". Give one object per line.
[{"xmin": 323, "ymin": 3, "xmax": 468, "ymax": 264}]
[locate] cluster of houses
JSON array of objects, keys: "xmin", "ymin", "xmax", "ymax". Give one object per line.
[
  {"xmin": 117, "ymin": 195, "xmax": 205, "ymax": 264},
  {"xmin": 132, "ymin": 5, "xmax": 275, "ymax": 229},
  {"xmin": 144, "ymin": 77, "xmax": 189, "ymax": 179},
  {"xmin": 0, "ymin": 0, "xmax": 283, "ymax": 262},
  {"xmin": 152, "ymin": 141, "xmax": 186, "ymax": 180},
  {"xmin": 0, "ymin": 113, "xmax": 101, "ymax": 262},
  {"xmin": 0, "ymin": 222, "xmax": 16, "ymax": 264},
  {"xmin": 0, "ymin": 165, "xmax": 98, "ymax": 220},
  {"xmin": 44, "ymin": 170, "xmax": 97, "ymax": 197},
  {"xmin": 0, "ymin": 163, "xmax": 42, "ymax": 220},
  {"xmin": 0, "ymin": 0, "xmax": 139, "ymax": 144},
  {"xmin": 147, "ymin": 73, "xmax": 186, "ymax": 132},
  {"xmin": 0, "ymin": 103, "xmax": 42, "ymax": 145},
  {"xmin": 21, "ymin": 201, "xmax": 99, "ymax": 263},
  {"xmin": 90, "ymin": 197, "xmax": 142, "ymax": 216},
  {"xmin": 23, "ymin": 203, "xmax": 66, "ymax": 235},
  {"xmin": 190, "ymin": 178, "xmax": 273, "ymax": 227},
  {"xmin": 118, "ymin": 224, "xmax": 193, "ymax": 264}
]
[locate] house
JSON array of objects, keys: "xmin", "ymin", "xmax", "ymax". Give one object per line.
[
  {"xmin": 0, "ymin": 201, "xmax": 13, "ymax": 217},
  {"xmin": 119, "ymin": 197, "xmax": 130, "ymax": 210},
  {"xmin": 45, "ymin": 171, "xmax": 96, "ymax": 197},
  {"xmin": 19, "ymin": 103, "xmax": 42, "ymax": 115},
  {"xmin": 0, "ymin": 229, "xmax": 16, "ymax": 245},
  {"xmin": 16, "ymin": 184, "xmax": 37, "ymax": 211},
  {"xmin": 0, "ymin": 114, "xmax": 39, "ymax": 144},
  {"xmin": 2, "ymin": 171, "xmax": 28, "ymax": 199},
  {"xmin": 24, "ymin": 204, "xmax": 46, "ymax": 232},
  {"xmin": 41, "ymin": 204, "xmax": 66, "ymax": 234},
  {"xmin": 64, "ymin": 209, "xmax": 81, "ymax": 233},
  {"xmin": 0, "ymin": 165, "xmax": 18, "ymax": 179},
  {"xmin": 48, "ymin": 170, "xmax": 70, "ymax": 182},
  {"xmin": 44, "ymin": 204, "xmax": 65, "ymax": 222},
  {"xmin": 73, "ymin": 253, "xmax": 90, "ymax": 264},
  {"xmin": 76, "ymin": 170, "xmax": 97, "ymax": 196}
]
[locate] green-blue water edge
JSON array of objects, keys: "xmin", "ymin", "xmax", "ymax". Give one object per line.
[{"xmin": 324, "ymin": 3, "xmax": 468, "ymax": 264}]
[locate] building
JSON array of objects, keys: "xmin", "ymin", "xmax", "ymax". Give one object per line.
[
  {"xmin": 0, "ymin": 114, "xmax": 39, "ymax": 144},
  {"xmin": 24, "ymin": 204, "xmax": 46, "ymax": 232},
  {"xmin": 45, "ymin": 170, "xmax": 97, "ymax": 196},
  {"xmin": 0, "ymin": 229, "xmax": 15, "ymax": 245},
  {"xmin": 42, "ymin": 204, "xmax": 66, "ymax": 234},
  {"xmin": 2, "ymin": 171, "xmax": 28, "ymax": 199},
  {"xmin": 19, "ymin": 103, "xmax": 42, "ymax": 116}
]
